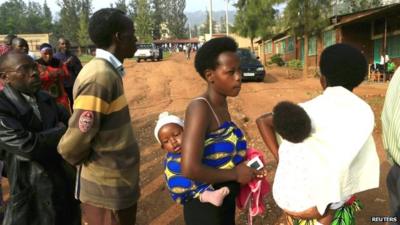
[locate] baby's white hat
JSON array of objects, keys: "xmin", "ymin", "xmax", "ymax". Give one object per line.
[{"xmin": 154, "ymin": 112, "xmax": 184, "ymax": 144}]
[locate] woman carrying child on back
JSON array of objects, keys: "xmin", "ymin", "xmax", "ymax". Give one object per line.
[
  {"xmin": 181, "ymin": 37, "xmax": 266, "ymax": 225},
  {"xmin": 256, "ymin": 44, "xmax": 380, "ymax": 225}
]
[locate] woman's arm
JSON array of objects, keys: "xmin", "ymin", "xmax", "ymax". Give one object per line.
[
  {"xmin": 256, "ymin": 113, "xmax": 279, "ymax": 162},
  {"xmin": 181, "ymin": 100, "xmax": 255, "ymax": 185}
]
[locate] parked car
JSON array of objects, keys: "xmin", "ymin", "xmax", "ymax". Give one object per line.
[
  {"xmin": 134, "ymin": 43, "xmax": 162, "ymax": 62},
  {"xmin": 237, "ymin": 48, "xmax": 265, "ymax": 82}
]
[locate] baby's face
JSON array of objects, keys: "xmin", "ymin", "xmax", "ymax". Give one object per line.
[{"xmin": 158, "ymin": 123, "xmax": 183, "ymax": 153}]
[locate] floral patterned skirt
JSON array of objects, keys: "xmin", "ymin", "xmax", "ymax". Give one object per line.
[{"xmin": 289, "ymin": 198, "xmax": 362, "ymax": 225}]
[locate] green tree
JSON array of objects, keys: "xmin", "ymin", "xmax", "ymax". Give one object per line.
[
  {"xmin": 77, "ymin": 0, "xmax": 92, "ymax": 47},
  {"xmin": 114, "ymin": 0, "xmax": 129, "ymax": 13},
  {"xmin": 192, "ymin": 24, "xmax": 199, "ymax": 38},
  {"xmin": 0, "ymin": 0, "xmax": 56, "ymax": 35},
  {"xmin": 135, "ymin": 0, "xmax": 153, "ymax": 42},
  {"xmin": 283, "ymin": 0, "xmax": 331, "ymax": 74},
  {"xmin": 151, "ymin": 0, "xmax": 163, "ymax": 40},
  {"xmin": 41, "ymin": 0, "xmax": 53, "ymax": 32},
  {"xmin": 0, "ymin": 0, "xmax": 27, "ymax": 34},
  {"xmin": 219, "ymin": 16, "xmax": 226, "ymax": 33},
  {"xmin": 283, "ymin": 0, "xmax": 331, "ymax": 36},
  {"xmin": 58, "ymin": 0, "xmax": 81, "ymax": 44},
  {"xmin": 233, "ymin": 0, "xmax": 278, "ymax": 51},
  {"xmin": 164, "ymin": 0, "xmax": 187, "ymax": 38},
  {"xmin": 24, "ymin": 2, "xmax": 44, "ymax": 33},
  {"xmin": 336, "ymin": 0, "xmax": 382, "ymax": 14},
  {"xmin": 200, "ymin": 10, "xmax": 216, "ymax": 35}
]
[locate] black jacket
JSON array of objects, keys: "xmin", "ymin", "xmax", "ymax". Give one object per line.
[{"xmin": 0, "ymin": 85, "xmax": 80, "ymax": 225}]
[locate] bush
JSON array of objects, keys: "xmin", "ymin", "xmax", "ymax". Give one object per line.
[
  {"xmin": 78, "ymin": 54, "xmax": 94, "ymax": 64},
  {"xmin": 270, "ymin": 54, "xmax": 285, "ymax": 66},
  {"xmin": 287, "ymin": 59, "xmax": 303, "ymax": 70}
]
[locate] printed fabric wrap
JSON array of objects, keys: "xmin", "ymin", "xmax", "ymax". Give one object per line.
[
  {"xmin": 163, "ymin": 121, "xmax": 247, "ymax": 204},
  {"xmin": 291, "ymin": 197, "xmax": 362, "ymax": 225}
]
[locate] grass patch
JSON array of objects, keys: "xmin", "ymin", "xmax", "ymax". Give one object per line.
[
  {"xmin": 79, "ymin": 54, "xmax": 94, "ymax": 63},
  {"xmin": 162, "ymin": 51, "xmax": 172, "ymax": 59}
]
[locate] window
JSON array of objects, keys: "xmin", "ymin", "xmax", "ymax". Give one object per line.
[
  {"xmin": 323, "ymin": 30, "xmax": 336, "ymax": 48},
  {"xmin": 264, "ymin": 41, "xmax": 272, "ymax": 54},
  {"xmin": 275, "ymin": 40, "xmax": 286, "ymax": 54},
  {"xmin": 287, "ymin": 37, "xmax": 295, "ymax": 52},
  {"xmin": 388, "ymin": 35, "xmax": 400, "ymax": 58},
  {"xmin": 308, "ymin": 36, "xmax": 317, "ymax": 56}
]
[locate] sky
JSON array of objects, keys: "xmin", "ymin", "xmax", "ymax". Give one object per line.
[{"xmin": 0, "ymin": 0, "xmax": 238, "ymax": 13}]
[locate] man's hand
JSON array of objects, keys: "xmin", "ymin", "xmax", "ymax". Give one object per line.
[{"xmin": 65, "ymin": 57, "xmax": 73, "ymax": 65}]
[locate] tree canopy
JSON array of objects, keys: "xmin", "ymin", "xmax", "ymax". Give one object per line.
[{"xmin": 233, "ymin": 0, "xmax": 278, "ymax": 50}]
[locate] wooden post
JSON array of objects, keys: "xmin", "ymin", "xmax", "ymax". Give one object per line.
[
  {"xmin": 303, "ymin": 35, "xmax": 309, "ymax": 76},
  {"xmin": 383, "ymin": 16, "xmax": 388, "ymax": 81}
]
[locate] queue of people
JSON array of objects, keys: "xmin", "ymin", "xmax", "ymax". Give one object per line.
[{"xmin": 0, "ymin": 6, "xmax": 399, "ymax": 225}]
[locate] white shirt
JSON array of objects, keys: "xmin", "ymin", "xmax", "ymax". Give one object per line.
[
  {"xmin": 380, "ymin": 54, "xmax": 389, "ymax": 64},
  {"xmin": 95, "ymin": 48, "xmax": 125, "ymax": 77},
  {"xmin": 273, "ymin": 87, "xmax": 380, "ymax": 214}
]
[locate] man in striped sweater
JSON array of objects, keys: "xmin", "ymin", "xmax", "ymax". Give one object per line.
[{"xmin": 58, "ymin": 8, "xmax": 140, "ymax": 225}]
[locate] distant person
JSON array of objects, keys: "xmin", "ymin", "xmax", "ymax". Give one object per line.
[
  {"xmin": 0, "ymin": 52, "xmax": 80, "ymax": 225},
  {"xmin": 36, "ymin": 43, "xmax": 71, "ymax": 113},
  {"xmin": 10, "ymin": 37, "xmax": 36, "ymax": 59},
  {"xmin": 0, "ymin": 34, "xmax": 17, "ymax": 90},
  {"xmin": 181, "ymin": 37, "xmax": 266, "ymax": 225},
  {"xmin": 380, "ymin": 50, "xmax": 390, "ymax": 68},
  {"xmin": 0, "ymin": 34, "xmax": 16, "ymax": 56},
  {"xmin": 11, "ymin": 37, "xmax": 36, "ymax": 59},
  {"xmin": 54, "ymin": 38, "xmax": 83, "ymax": 109},
  {"xmin": 155, "ymin": 112, "xmax": 230, "ymax": 206},
  {"xmin": 58, "ymin": 8, "xmax": 140, "ymax": 225},
  {"xmin": 382, "ymin": 67, "xmax": 400, "ymax": 225},
  {"xmin": 256, "ymin": 44, "xmax": 379, "ymax": 225},
  {"xmin": 185, "ymin": 43, "xmax": 192, "ymax": 60}
]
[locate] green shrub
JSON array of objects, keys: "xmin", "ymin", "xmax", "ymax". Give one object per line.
[
  {"xmin": 270, "ymin": 54, "xmax": 285, "ymax": 66},
  {"xmin": 78, "ymin": 54, "xmax": 94, "ymax": 63},
  {"xmin": 287, "ymin": 59, "xmax": 303, "ymax": 70}
]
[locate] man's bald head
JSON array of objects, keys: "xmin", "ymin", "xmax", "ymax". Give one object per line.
[
  {"xmin": 11, "ymin": 38, "xmax": 29, "ymax": 54},
  {"xmin": 0, "ymin": 52, "xmax": 25, "ymax": 71},
  {"xmin": 58, "ymin": 37, "xmax": 70, "ymax": 52},
  {"xmin": 0, "ymin": 52, "xmax": 41, "ymax": 95},
  {"xmin": 4, "ymin": 34, "xmax": 17, "ymax": 46}
]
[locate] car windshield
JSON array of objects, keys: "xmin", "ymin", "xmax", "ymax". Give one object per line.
[
  {"xmin": 237, "ymin": 49, "xmax": 257, "ymax": 60},
  {"xmin": 137, "ymin": 44, "xmax": 152, "ymax": 49}
]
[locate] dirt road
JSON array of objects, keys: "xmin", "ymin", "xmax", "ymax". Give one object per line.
[{"xmin": 124, "ymin": 52, "xmax": 390, "ymax": 225}]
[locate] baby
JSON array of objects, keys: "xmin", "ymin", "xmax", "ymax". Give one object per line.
[
  {"xmin": 155, "ymin": 112, "xmax": 229, "ymax": 206},
  {"xmin": 272, "ymin": 101, "xmax": 334, "ymax": 225}
]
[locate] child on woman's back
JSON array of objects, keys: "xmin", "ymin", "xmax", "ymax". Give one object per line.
[
  {"xmin": 155, "ymin": 112, "xmax": 229, "ymax": 206},
  {"xmin": 257, "ymin": 44, "xmax": 380, "ymax": 225},
  {"xmin": 271, "ymin": 101, "xmax": 334, "ymax": 225}
]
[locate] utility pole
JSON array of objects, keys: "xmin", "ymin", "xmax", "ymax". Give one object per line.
[
  {"xmin": 226, "ymin": 0, "xmax": 229, "ymax": 36},
  {"xmin": 189, "ymin": 21, "xmax": 192, "ymax": 39},
  {"xmin": 209, "ymin": 0, "xmax": 213, "ymax": 37}
]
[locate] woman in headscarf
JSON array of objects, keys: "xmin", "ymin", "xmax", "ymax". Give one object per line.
[{"xmin": 36, "ymin": 43, "xmax": 71, "ymax": 113}]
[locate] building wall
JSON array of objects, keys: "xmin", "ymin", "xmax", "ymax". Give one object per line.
[
  {"xmin": 306, "ymin": 35, "xmax": 323, "ymax": 70},
  {"xmin": 340, "ymin": 22, "xmax": 374, "ymax": 64},
  {"xmin": 229, "ymin": 33, "xmax": 253, "ymax": 50},
  {"xmin": 0, "ymin": 33, "xmax": 51, "ymax": 57}
]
